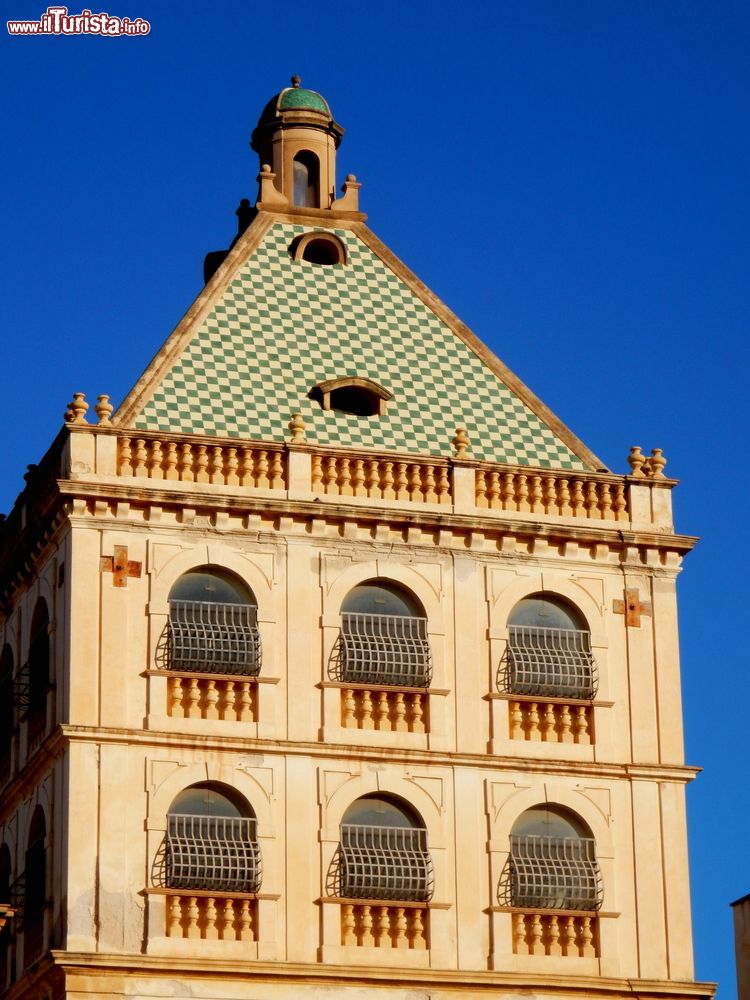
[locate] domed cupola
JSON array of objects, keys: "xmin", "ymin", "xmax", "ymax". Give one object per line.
[{"xmin": 251, "ymin": 76, "xmax": 345, "ymax": 210}]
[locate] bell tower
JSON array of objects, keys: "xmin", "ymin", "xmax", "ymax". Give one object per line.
[{"xmin": 251, "ymin": 75, "xmax": 344, "ymax": 210}]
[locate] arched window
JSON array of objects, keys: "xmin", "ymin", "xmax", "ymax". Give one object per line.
[
  {"xmin": 24, "ymin": 807, "xmax": 46, "ymax": 965},
  {"xmin": 289, "ymin": 232, "xmax": 347, "ymax": 266},
  {"xmin": 293, "ymin": 151, "xmax": 319, "ymax": 208},
  {"xmin": 337, "ymin": 581, "xmax": 431, "ymax": 688},
  {"xmin": 167, "ymin": 568, "xmax": 260, "ymax": 675},
  {"xmin": 502, "ymin": 805, "xmax": 601, "ymax": 912},
  {"xmin": 504, "ymin": 593, "xmax": 596, "ymax": 699},
  {"xmin": 336, "ymin": 795, "xmax": 433, "ymax": 902},
  {"xmin": 310, "ymin": 377, "xmax": 391, "ymax": 416},
  {"xmin": 0, "ymin": 646, "xmax": 14, "ymax": 785},
  {"xmin": 27, "ymin": 601, "xmax": 50, "ymax": 749},
  {"xmin": 164, "ymin": 783, "xmax": 261, "ymax": 894}
]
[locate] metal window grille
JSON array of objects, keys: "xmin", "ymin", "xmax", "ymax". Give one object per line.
[
  {"xmin": 165, "ymin": 814, "xmax": 261, "ymax": 893},
  {"xmin": 505, "ymin": 626, "xmax": 597, "ymax": 699},
  {"xmin": 338, "ymin": 824, "xmax": 434, "ymax": 902},
  {"xmin": 8, "ymin": 876, "xmax": 24, "ymax": 927},
  {"xmin": 12, "ymin": 664, "xmax": 30, "ymax": 714},
  {"xmin": 338, "ymin": 613, "xmax": 432, "ymax": 688},
  {"xmin": 504, "ymin": 835, "xmax": 602, "ymax": 911},
  {"xmin": 168, "ymin": 600, "xmax": 261, "ymax": 675}
]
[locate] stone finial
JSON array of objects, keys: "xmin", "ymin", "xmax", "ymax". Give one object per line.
[
  {"xmin": 95, "ymin": 394, "xmax": 114, "ymax": 425},
  {"xmin": 66, "ymin": 392, "xmax": 89, "ymax": 425},
  {"xmin": 288, "ymin": 413, "xmax": 306, "ymax": 444},
  {"xmin": 648, "ymin": 447, "xmax": 667, "ymax": 478},
  {"xmin": 627, "ymin": 445, "xmax": 646, "ymax": 477},
  {"xmin": 332, "ymin": 174, "xmax": 362, "ymax": 212},
  {"xmin": 452, "ymin": 428, "xmax": 470, "ymax": 458},
  {"xmin": 291, "ymin": 75, "xmax": 301, "ymax": 88},
  {"xmin": 257, "ymin": 163, "xmax": 289, "ymax": 207}
]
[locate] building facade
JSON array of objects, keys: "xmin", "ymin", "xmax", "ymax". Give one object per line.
[{"xmin": 0, "ymin": 79, "xmax": 714, "ymax": 1000}]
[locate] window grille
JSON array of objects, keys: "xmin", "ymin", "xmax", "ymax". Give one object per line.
[
  {"xmin": 503, "ymin": 835, "xmax": 602, "ymax": 911},
  {"xmin": 337, "ymin": 824, "xmax": 433, "ymax": 902},
  {"xmin": 338, "ymin": 613, "xmax": 432, "ymax": 688},
  {"xmin": 8, "ymin": 876, "xmax": 24, "ymax": 927},
  {"xmin": 505, "ymin": 625, "xmax": 596, "ymax": 699},
  {"xmin": 12, "ymin": 664, "xmax": 30, "ymax": 714},
  {"xmin": 164, "ymin": 814, "xmax": 261, "ymax": 894},
  {"xmin": 168, "ymin": 600, "xmax": 261, "ymax": 675}
]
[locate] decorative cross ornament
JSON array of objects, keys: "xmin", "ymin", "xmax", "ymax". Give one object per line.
[
  {"xmin": 613, "ymin": 587, "xmax": 652, "ymax": 628},
  {"xmin": 100, "ymin": 545, "xmax": 142, "ymax": 588}
]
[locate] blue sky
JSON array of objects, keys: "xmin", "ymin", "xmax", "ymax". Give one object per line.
[{"xmin": 2, "ymin": 1, "xmax": 748, "ymax": 992}]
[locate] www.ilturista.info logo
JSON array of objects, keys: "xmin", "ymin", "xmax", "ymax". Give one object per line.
[{"xmin": 8, "ymin": 5, "xmax": 150, "ymax": 35}]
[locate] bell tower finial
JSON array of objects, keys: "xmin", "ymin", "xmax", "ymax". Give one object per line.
[{"xmin": 251, "ymin": 79, "xmax": 345, "ymax": 210}]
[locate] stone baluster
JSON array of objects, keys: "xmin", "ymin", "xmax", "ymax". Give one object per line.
[
  {"xmin": 180, "ymin": 443, "xmax": 194, "ymax": 481},
  {"xmin": 164, "ymin": 442, "xmax": 179, "ymax": 479},
  {"xmin": 238, "ymin": 682, "xmax": 253, "ymax": 722},
  {"xmin": 225, "ymin": 447, "xmax": 239, "ymax": 485},
  {"xmin": 270, "ymin": 450, "xmax": 284, "ymax": 488},
  {"xmin": 375, "ymin": 691, "xmax": 390, "ymax": 731},
  {"xmin": 256, "ymin": 450, "xmax": 269, "ymax": 488},
  {"xmin": 561, "ymin": 915, "xmax": 577, "ymax": 956},
  {"xmin": 342, "ymin": 689, "xmax": 356, "ymax": 727},
  {"xmin": 169, "ymin": 677, "xmax": 184, "ymax": 718},
  {"xmin": 209, "ymin": 446, "xmax": 223, "ymax": 484},
  {"xmin": 526, "ymin": 702, "xmax": 541, "ymax": 740},
  {"xmin": 204, "ymin": 897, "xmax": 218, "ymax": 939},
  {"xmin": 118, "ymin": 437, "xmax": 132, "ymax": 474},
  {"xmin": 186, "ymin": 678, "xmax": 201, "ymax": 719},
  {"xmin": 185, "ymin": 897, "xmax": 200, "ymax": 939},
  {"xmin": 571, "ymin": 478, "xmax": 585, "ymax": 517},
  {"xmin": 512, "ymin": 912, "xmax": 529, "ymax": 954},
  {"xmin": 487, "ymin": 471, "xmax": 501, "ymax": 508},
  {"xmin": 599, "ymin": 483, "xmax": 613, "ymax": 519},
  {"xmin": 476, "ymin": 470, "xmax": 488, "ymax": 507},
  {"xmin": 585, "ymin": 481, "xmax": 599, "ymax": 517},
  {"xmin": 542, "ymin": 703, "xmax": 556, "ymax": 741},
  {"xmin": 558, "ymin": 478, "xmax": 571, "ymax": 515},
  {"xmin": 195, "ymin": 445, "xmax": 209, "ymax": 483},
  {"xmin": 324, "ymin": 456, "xmax": 338, "ymax": 494},
  {"xmin": 204, "ymin": 680, "xmax": 219, "ymax": 719},
  {"xmin": 410, "ymin": 693, "xmax": 425, "ymax": 734},
  {"xmin": 423, "ymin": 465, "xmax": 437, "ymax": 502},
  {"xmin": 238, "ymin": 899, "xmax": 254, "ymax": 940},
  {"xmin": 374, "ymin": 906, "xmax": 390, "ymax": 947},
  {"xmin": 393, "ymin": 693, "xmax": 408, "ymax": 732},
  {"xmin": 393, "ymin": 907, "xmax": 408, "ymax": 948},
  {"xmin": 221, "ymin": 897, "xmax": 236, "ymax": 940},
  {"xmin": 367, "ymin": 460, "xmax": 381, "ymax": 499},
  {"xmin": 167, "ymin": 896, "xmax": 183, "ymax": 937},
  {"xmin": 359, "ymin": 689, "xmax": 374, "ymax": 729},
  {"xmin": 501, "ymin": 472, "xmax": 515, "ymax": 509},
  {"xmin": 613, "ymin": 481, "xmax": 627, "ymax": 520},
  {"xmin": 133, "ymin": 439, "xmax": 148, "ymax": 477},
  {"xmin": 547, "ymin": 915, "xmax": 562, "ymax": 956},
  {"xmin": 544, "ymin": 475, "xmax": 557, "ymax": 514},
  {"xmin": 240, "ymin": 447, "xmax": 254, "ymax": 487},
  {"xmin": 311, "ymin": 454, "xmax": 324, "ymax": 492},
  {"xmin": 353, "ymin": 459, "xmax": 366, "ymax": 496},
  {"xmin": 509, "ymin": 700, "xmax": 524, "ymax": 739},
  {"xmin": 342, "ymin": 904, "xmax": 357, "ymax": 945},
  {"xmin": 580, "ymin": 916, "xmax": 595, "ymax": 957},
  {"xmin": 559, "ymin": 703, "xmax": 573, "ymax": 743},
  {"xmin": 383, "ymin": 461, "xmax": 396, "ymax": 499},
  {"xmin": 516, "ymin": 473, "xmax": 530, "ymax": 512},
  {"xmin": 396, "ymin": 463, "xmax": 409, "ymax": 500},
  {"xmin": 437, "ymin": 465, "xmax": 451, "ymax": 504},
  {"xmin": 574, "ymin": 705, "xmax": 590, "ymax": 745},
  {"xmin": 359, "ymin": 905, "xmax": 374, "ymax": 946},
  {"xmin": 339, "ymin": 457, "xmax": 352, "ymax": 495},
  {"xmin": 529, "ymin": 913, "xmax": 544, "ymax": 955},
  {"xmin": 411, "ymin": 908, "xmax": 427, "ymax": 949},
  {"xmin": 530, "ymin": 474, "xmax": 543, "ymax": 513},
  {"xmin": 221, "ymin": 681, "xmax": 236, "ymax": 721},
  {"xmin": 149, "ymin": 440, "xmax": 164, "ymax": 479}
]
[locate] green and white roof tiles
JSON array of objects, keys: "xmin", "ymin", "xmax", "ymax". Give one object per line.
[{"xmin": 132, "ymin": 222, "xmax": 589, "ymax": 471}]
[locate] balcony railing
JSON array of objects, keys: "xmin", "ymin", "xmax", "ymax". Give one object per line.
[
  {"xmin": 336, "ymin": 613, "xmax": 431, "ymax": 688},
  {"xmin": 335, "ymin": 825, "xmax": 433, "ymax": 903},
  {"xmin": 503, "ymin": 626, "xmax": 596, "ymax": 700},
  {"xmin": 504, "ymin": 835, "xmax": 602, "ymax": 912},
  {"xmin": 164, "ymin": 814, "xmax": 261, "ymax": 894},
  {"xmin": 168, "ymin": 601, "xmax": 261, "ymax": 675}
]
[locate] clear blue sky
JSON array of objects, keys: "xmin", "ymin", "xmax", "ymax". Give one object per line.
[{"xmin": 2, "ymin": 1, "xmax": 748, "ymax": 992}]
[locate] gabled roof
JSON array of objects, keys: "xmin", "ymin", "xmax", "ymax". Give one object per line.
[{"xmin": 115, "ymin": 213, "xmax": 605, "ymax": 472}]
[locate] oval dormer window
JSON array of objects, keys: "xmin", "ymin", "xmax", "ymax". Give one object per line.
[
  {"xmin": 289, "ymin": 232, "xmax": 347, "ymax": 266},
  {"xmin": 310, "ymin": 377, "xmax": 392, "ymax": 417}
]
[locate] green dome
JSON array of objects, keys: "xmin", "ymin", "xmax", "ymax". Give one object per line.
[{"xmin": 278, "ymin": 87, "xmax": 329, "ymax": 115}]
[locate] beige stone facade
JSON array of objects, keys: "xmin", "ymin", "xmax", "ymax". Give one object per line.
[{"xmin": 0, "ymin": 80, "xmax": 714, "ymax": 1000}]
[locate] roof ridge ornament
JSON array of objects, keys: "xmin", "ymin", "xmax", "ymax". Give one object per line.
[{"xmin": 291, "ymin": 75, "xmax": 301, "ymax": 88}]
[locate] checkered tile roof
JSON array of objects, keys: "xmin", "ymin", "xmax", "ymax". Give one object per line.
[{"xmin": 133, "ymin": 223, "xmax": 587, "ymax": 469}]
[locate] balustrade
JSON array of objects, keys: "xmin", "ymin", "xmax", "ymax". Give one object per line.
[
  {"xmin": 166, "ymin": 893, "xmax": 257, "ymax": 941},
  {"xmin": 508, "ymin": 699, "xmax": 592, "ymax": 744},
  {"xmin": 167, "ymin": 674, "xmax": 257, "ymax": 722},
  {"xmin": 340, "ymin": 688, "xmax": 427, "ymax": 733},
  {"xmin": 340, "ymin": 902, "xmax": 428, "ymax": 949},
  {"xmin": 511, "ymin": 911, "xmax": 598, "ymax": 957},
  {"xmin": 118, "ymin": 437, "xmax": 286, "ymax": 489},
  {"xmin": 476, "ymin": 469, "xmax": 628, "ymax": 521},
  {"xmin": 312, "ymin": 454, "xmax": 451, "ymax": 504}
]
